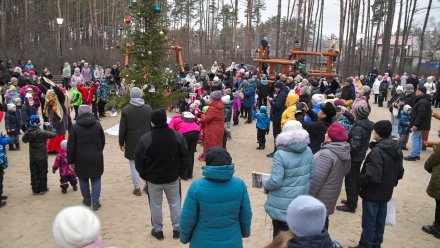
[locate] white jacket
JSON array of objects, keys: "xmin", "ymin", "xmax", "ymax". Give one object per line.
[
  {"xmin": 372, "ymin": 79, "xmax": 381, "ymax": 94},
  {"xmin": 425, "ymin": 82, "xmax": 436, "ymax": 95}
]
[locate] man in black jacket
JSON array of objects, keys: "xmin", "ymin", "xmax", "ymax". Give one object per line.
[
  {"xmin": 341, "ymin": 77, "xmax": 356, "ymax": 105},
  {"xmin": 267, "ymin": 82, "xmax": 288, "ymax": 157},
  {"xmin": 135, "ymin": 108, "xmax": 190, "ymax": 240},
  {"xmin": 405, "ymin": 86, "xmax": 432, "ymax": 161},
  {"xmin": 350, "ymin": 120, "xmax": 404, "ymax": 248},
  {"xmin": 337, "ymin": 107, "xmax": 374, "ymax": 213},
  {"xmin": 400, "ymin": 84, "xmax": 416, "ymax": 107}
]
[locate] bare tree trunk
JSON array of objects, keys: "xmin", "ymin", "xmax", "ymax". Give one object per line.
[
  {"xmin": 275, "ymin": 0, "xmax": 282, "ymax": 57},
  {"xmin": 300, "ymin": 0, "xmax": 307, "ymax": 49},
  {"xmin": 416, "ymin": 0, "xmax": 432, "ymax": 74},
  {"xmin": 232, "ymin": 0, "xmax": 238, "ymax": 61},
  {"xmin": 245, "ymin": 0, "xmax": 253, "ymax": 63},
  {"xmin": 392, "ymin": 0, "xmax": 403, "ymax": 73},
  {"xmin": 399, "ymin": 0, "xmax": 417, "ymax": 73},
  {"xmin": 337, "ymin": 0, "xmax": 347, "ymax": 74},
  {"xmin": 380, "ymin": 0, "xmax": 396, "ymax": 73},
  {"xmin": 295, "ymin": 0, "xmax": 303, "ymax": 39}
]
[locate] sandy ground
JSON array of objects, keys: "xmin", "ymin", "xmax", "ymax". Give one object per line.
[{"xmin": 0, "ymin": 99, "xmax": 439, "ymax": 248}]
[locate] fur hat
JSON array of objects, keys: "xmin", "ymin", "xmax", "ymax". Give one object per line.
[
  {"xmin": 52, "ymin": 206, "xmax": 101, "ymax": 248},
  {"xmin": 396, "ymin": 86, "xmax": 404, "ymax": 93},
  {"xmin": 60, "ymin": 140, "xmax": 68, "ymax": 150},
  {"xmin": 287, "ymin": 195, "xmax": 327, "ymax": 237},
  {"xmin": 151, "ymin": 108, "xmax": 167, "ymax": 126},
  {"xmin": 311, "ymin": 94, "xmax": 324, "ymax": 103},
  {"xmin": 327, "ymin": 122, "xmax": 348, "ymax": 142},
  {"xmin": 374, "ymin": 120, "xmax": 392, "ymax": 138},
  {"xmin": 355, "ymin": 106, "xmax": 370, "ymax": 120},
  {"xmin": 205, "ymin": 147, "xmax": 232, "ymax": 166},
  {"xmin": 78, "ymin": 105, "xmax": 92, "ymax": 116},
  {"xmin": 282, "ymin": 120, "xmax": 303, "ymax": 133},
  {"xmin": 276, "ymin": 129, "xmax": 310, "ymax": 147},
  {"xmin": 29, "ymin": 115, "xmax": 41, "ymax": 127},
  {"xmin": 7, "ymin": 103, "xmax": 16, "ymax": 111},
  {"xmin": 130, "ymin": 87, "xmax": 142, "ymax": 98},
  {"xmin": 221, "ymin": 95, "xmax": 231, "ymax": 104}
]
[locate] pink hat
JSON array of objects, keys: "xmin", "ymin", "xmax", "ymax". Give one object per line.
[{"xmin": 327, "ymin": 123, "xmax": 348, "ymax": 142}]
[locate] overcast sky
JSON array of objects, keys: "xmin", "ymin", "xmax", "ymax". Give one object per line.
[{"xmin": 242, "ymin": 0, "xmax": 440, "ymax": 37}]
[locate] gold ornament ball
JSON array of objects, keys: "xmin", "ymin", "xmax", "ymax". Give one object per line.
[
  {"xmin": 148, "ymin": 51, "xmax": 152, "ymax": 55},
  {"xmin": 131, "ymin": 80, "xmax": 136, "ymax": 83},
  {"xmin": 126, "ymin": 74, "xmax": 129, "ymax": 78},
  {"xmin": 159, "ymin": 31, "xmax": 165, "ymax": 36}
]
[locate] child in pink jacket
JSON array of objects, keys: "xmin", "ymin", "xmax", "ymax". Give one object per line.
[{"xmin": 53, "ymin": 140, "xmax": 78, "ymax": 194}]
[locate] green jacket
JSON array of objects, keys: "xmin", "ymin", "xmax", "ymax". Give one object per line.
[
  {"xmin": 425, "ymin": 145, "xmax": 440, "ymax": 199},
  {"xmin": 71, "ymin": 90, "xmax": 82, "ymax": 106}
]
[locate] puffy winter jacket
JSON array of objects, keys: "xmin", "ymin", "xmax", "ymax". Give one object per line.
[
  {"xmin": 288, "ymin": 230, "xmax": 342, "ymax": 248},
  {"xmin": 253, "ymin": 109, "xmax": 270, "ymax": 131},
  {"xmin": 180, "ymin": 164, "xmax": 252, "ymax": 248},
  {"xmin": 270, "ymin": 87, "xmax": 289, "ymax": 121},
  {"xmin": 243, "ymin": 84, "xmax": 256, "ymax": 108},
  {"xmin": 348, "ymin": 119, "xmax": 374, "ymax": 163},
  {"xmin": 425, "ymin": 145, "xmax": 440, "ymax": 200},
  {"xmin": 410, "ymin": 94, "xmax": 432, "ymax": 131},
  {"xmin": 359, "ymin": 138, "xmax": 404, "ymax": 203},
  {"xmin": 22, "ymin": 126, "xmax": 57, "ymax": 161},
  {"xmin": 281, "ymin": 92, "xmax": 299, "ymax": 128},
  {"xmin": 263, "ymin": 133, "xmax": 315, "ymax": 222},
  {"xmin": 310, "ymin": 142, "xmax": 351, "ymax": 215}
]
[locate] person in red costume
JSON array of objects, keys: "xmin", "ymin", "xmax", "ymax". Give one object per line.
[{"xmin": 77, "ymin": 81, "xmax": 98, "ymax": 105}]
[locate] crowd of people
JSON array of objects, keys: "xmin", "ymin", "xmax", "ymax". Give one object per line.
[{"xmin": 0, "ymin": 57, "xmax": 440, "ymax": 248}]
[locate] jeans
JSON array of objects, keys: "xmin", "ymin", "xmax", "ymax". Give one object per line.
[
  {"xmin": 359, "ymin": 200, "xmax": 387, "ymax": 248},
  {"xmin": 390, "ymin": 114, "xmax": 398, "ymax": 137},
  {"xmin": 147, "ymin": 179, "xmax": 181, "ymax": 232},
  {"xmin": 272, "ymin": 219, "xmax": 289, "ymax": 238},
  {"xmin": 78, "ymin": 177, "xmax": 101, "ymax": 204},
  {"xmin": 129, "ymin": 160, "xmax": 141, "ymax": 189},
  {"xmin": 344, "ymin": 162, "xmax": 361, "ymax": 209},
  {"xmin": 410, "ymin": 130, "xmax": 423, "ymax": 157}
]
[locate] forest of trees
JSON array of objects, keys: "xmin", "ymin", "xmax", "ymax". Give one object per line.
[{"xmin": 0, "ymin": 0, "xmax": 438, "ymax": 77}]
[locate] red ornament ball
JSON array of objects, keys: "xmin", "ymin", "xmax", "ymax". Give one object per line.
[{"xmin": 124, "ymin": 17, "xmax": 131, "ymax": 25}]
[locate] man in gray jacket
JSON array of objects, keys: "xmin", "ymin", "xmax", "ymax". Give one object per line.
[{"xmin": 119, "ymin": 87, "xmax": 152, "ymax": 196}]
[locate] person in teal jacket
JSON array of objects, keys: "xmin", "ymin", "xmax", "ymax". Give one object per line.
[
  {"xmin": 253, "ymin": 106, "xmax": 270, "ymax": 150},
  {"xmin": 180, "ymin": 146, "xmax": 252, "ymax": 248},
  {"xmin": 263, "ymin": 128, "xmax": 316, "ymax": 238}
]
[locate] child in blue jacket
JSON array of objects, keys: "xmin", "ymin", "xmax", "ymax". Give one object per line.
[
  {"xmin": 398, "ymin": 105, "xmax": 411, "ymax": 150},
  {"xmin": 0, "ymin": 134, "xmax": 11, "ymax": 207},
  {"xmin": 253, "ymin": 106, "xmax": 270, "ymax": 150}
]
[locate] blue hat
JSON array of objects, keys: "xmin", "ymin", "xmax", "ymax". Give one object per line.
[
  {"xmin": 260, "ymin": 106, "xmax": 267, "ymax": 113},
  {"xmin": 29, "ymin": 115, "xmax": 41, "ymax": 127}
]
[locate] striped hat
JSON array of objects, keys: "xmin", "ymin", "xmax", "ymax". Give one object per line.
[{"xmin": 355, "ymin": 106, "xmax": 370, "ymax": 120}]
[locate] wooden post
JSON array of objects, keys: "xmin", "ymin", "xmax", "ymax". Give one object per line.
[{"xmin": 326, "ymin": 49, "xmax": 333, "ymax": 76}]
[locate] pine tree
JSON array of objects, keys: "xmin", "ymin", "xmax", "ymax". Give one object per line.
[{"xmin": 118, "ymin": 0, "xmax": 184, "ymax": 109}]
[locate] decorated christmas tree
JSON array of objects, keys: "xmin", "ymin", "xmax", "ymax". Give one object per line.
[{"xmin": 118, "ymin": 0, "xmax": 183, "ymax": 109}]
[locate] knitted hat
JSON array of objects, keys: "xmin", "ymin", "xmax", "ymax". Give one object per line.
[
  {"xmin": 355, "ymin": 106, "xmax": 370, "ymax": 120},
  {"xmin": 362, "ymin": 85, "xmax": 371, "ymax": 93},
  {"xmin": 311, "ymin": 94, "xmax": 324, "ymax": 103},
  {"xmin": 396, "ymin": 86, "xmax": 404, "ymax": 93},
  {"xmin": 221, "ymin": 95, "xmax": 231, "ymax": 104},
  {"xmin": 345, "ymin": 77, "xmax": 353, "ymax": 84},
  {"xmin": 310, "ymin": 79, "xmax": 319, "ymax": 87},
  {"xmin": 151, "ymin": 108, "xmax": 167, "ymax": 126},
  {"xmin": 78, "ymin": 105, "xmax": 92, "ymax": 116},
  {"xmin": 205, "ymin": 147, "xmax": 232, "ymax": 166},
  {"xmin": 287, "ymin": 195, "xmax": 327, "ymax": 237},
  {"xmin": 210, "ymin": 90, "xmax": 223, "ymax": 101},
  {"xmin": 274, "ymin": 81, "xmax": 284, "ymax": 89},
  {"xmin": 7, "ymin": 103, "xmax": 16, "ymax": 111},
  {"xmin": 418, "ymin": 86, "xmax": 427, "ymax": 94},
  {"xmin": 9, "ymin": 85, "xmax": 16, "ymax": 92},
  {"xmin": 327, "ymin": 122, "xmax": 348, "ymax": 142},
  {"xmin": 403, "ymin": 105, "xmax": 412, "ymax": 114},
  {"xmin": 320, "ymin": 102, "xmax": 336, "ymax": 119},
  {"xmin": 333, "ymin": 99, "xmax": 345, "ymax": 107},
  {"xmin": 282, "ymin": 120, "xmax": 303, "ymax": 132},
  {"xmin": 29, "ymin": 115, "xmax": 41, "ymax": 127},
  {"xmin": 61, "ymin": 140, "xmax": 68, "ymax": 150},
  {"xmin": 374, "ymin": 120, "xmax": 392, "ymax": 138},
  {"xmin": 260, "ymin": 106, "xmax": 267, "ymax": 114},
  {"xmin": 52, "ymin": 206, "xmax": 101, "ymax": 248},
  {"xmin": 300, "ymin": 86, "xmax": 310, "ymax": 96},
  {"xmin": 130, "ymin": 87, "xmax": 142, "ymax": 98}
]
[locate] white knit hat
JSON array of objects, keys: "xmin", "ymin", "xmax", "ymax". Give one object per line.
[
  {"xmin": 52, "ymin": 206, "xmax": 101, "ymax": 248},
  {"xmin": 311, "ymin": 94, "xmax": 324, "ymax": 103},
  {"xmin": 396, "ymin": 86, "xmax": 404, "ymax": 92},
  {"xmin": 282, "ymin": 120, "xmax": 303, "ymax": 132},
  {"xmin": 221, "ymin": 95, "xmax": 231, "ymax": 104},
  {"xmin": 287, "ymin": 195, "xmax": 327, "ymax": 237},
  {"xmin": 403, "ymin": 104, "xmax": 412, "ymax": 114},
  {"xmin": 7, "ymin": 103, "xmax": 16, "ymax": 111},
  {"xmin": 61, "ymin": 140, "xmax": 68, "ymax": 150}
]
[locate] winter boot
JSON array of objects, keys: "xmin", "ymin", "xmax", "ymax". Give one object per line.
[
  {"xmin": 9, "ymin": 144, "xmax": 16, "ymax": 151},
  {"xmin": 15, "ymin": 143, "xmax": 20, "ymax": 150},
  {"xmin": 422, "ymin": 224, "xmax": 440, "ymax": 239}
]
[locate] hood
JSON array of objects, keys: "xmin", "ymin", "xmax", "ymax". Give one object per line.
[
  {"xmin": 288, "ymin": 229, "xmax": 334, "ymax": 248},
  {"xmin": 260, "ymin": 79, "xmax": 269, "ymax": 85},
  {"xmin": 357, "ymin": 119, "xmax": 374, "ymax": 132},
  {"xmin": 202, "ymin": 164, "xmax": 235, "ymax": 181},
  {"xmin": 282, "ymin": 85, "xmax": 290, "ymax": 94},
  {"xmin": 287, "ymin": 92, "xmax": 300, "ymax": 107},
  {"xmin": 415, "ymin": 94, "xmax": 431, "ymax": 102},
  {"xmin": 276, "ymin": 129, "xmax": 310, "ymax": 149},
  {"xmin": 278, "ymin": 142, "xmax": 308, "ymax": 153},
  {"xmin": 371, "ymin": 138, "xmax": 403, "ymax": 160},
  {"xmin": 320, "ymin": 142, "xmax": 351, "ymax": 161},
  {"xmin": 75, "ymin": 113, "xmax": 97, "ymax": 127}
]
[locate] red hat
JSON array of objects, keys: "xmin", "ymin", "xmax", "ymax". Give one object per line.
[
  {"xmin": 29, "ymin": 70, "xmax": 35, "ymax": 76},
  {"xmin": 327, "ymin": 122, "xmax": 348, "ymax": 142}
]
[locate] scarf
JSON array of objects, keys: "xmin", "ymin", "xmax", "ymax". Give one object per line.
[
  {"xmin": 44, "ymin": 90, "xmax": 64, "ymax": 121},
  {"xmin": 130, "ymin": 97, "xmax": 145, "ymax": 107}
]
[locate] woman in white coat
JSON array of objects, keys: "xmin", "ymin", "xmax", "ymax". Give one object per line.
[{"xmin": 372, "ymin": 75, "xmax": 383, "ymax": 105}]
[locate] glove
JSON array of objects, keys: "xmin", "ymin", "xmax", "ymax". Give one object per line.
[
  {"xmin": 6, "ymin": 130, "xmax": 10, "ymax": 135},
  {"xmin": 52, "ymin": 169, "xmax": 56, "ymax": 174},
  {"xmin": 21, "ymin": 125, "xmax": 27, "ymax": 132}
]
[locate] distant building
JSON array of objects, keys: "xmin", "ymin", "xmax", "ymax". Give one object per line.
[{"xmin": 376, "ymin": 35, "xmax": 420, "ymax": 61}]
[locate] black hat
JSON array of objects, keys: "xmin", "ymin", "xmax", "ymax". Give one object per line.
[
  {"xmin": 151, "ymin": 108, "xmax": 167, "ymax": 126},
  {"xmin": 345, "ymin": 77, "xmax": 353, "ymax": 84},
  {"xmin": 320, "ymin": 102, "xmax": 336, "ymax": 120},
  {"xmin": 355, "ymin": 107, "xmax": 370, "ymax": 120},
  {"xmin": 374, "ymin": 120, "xmax": 392, "ymax": 138},
  {"xmin": 274, "ymin": 81, "xmax": 284, "ymax": 89},
  {"xmin": 418, "ymin": 86, "xmax": 427, "ymax": 94},
  {"xmin": 205, "ymin": 147, "xmax": 232, "ymax": 166},
  {"xmin": 310, "ymin": 79, "xmax": 319, "ymax": 87}
]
